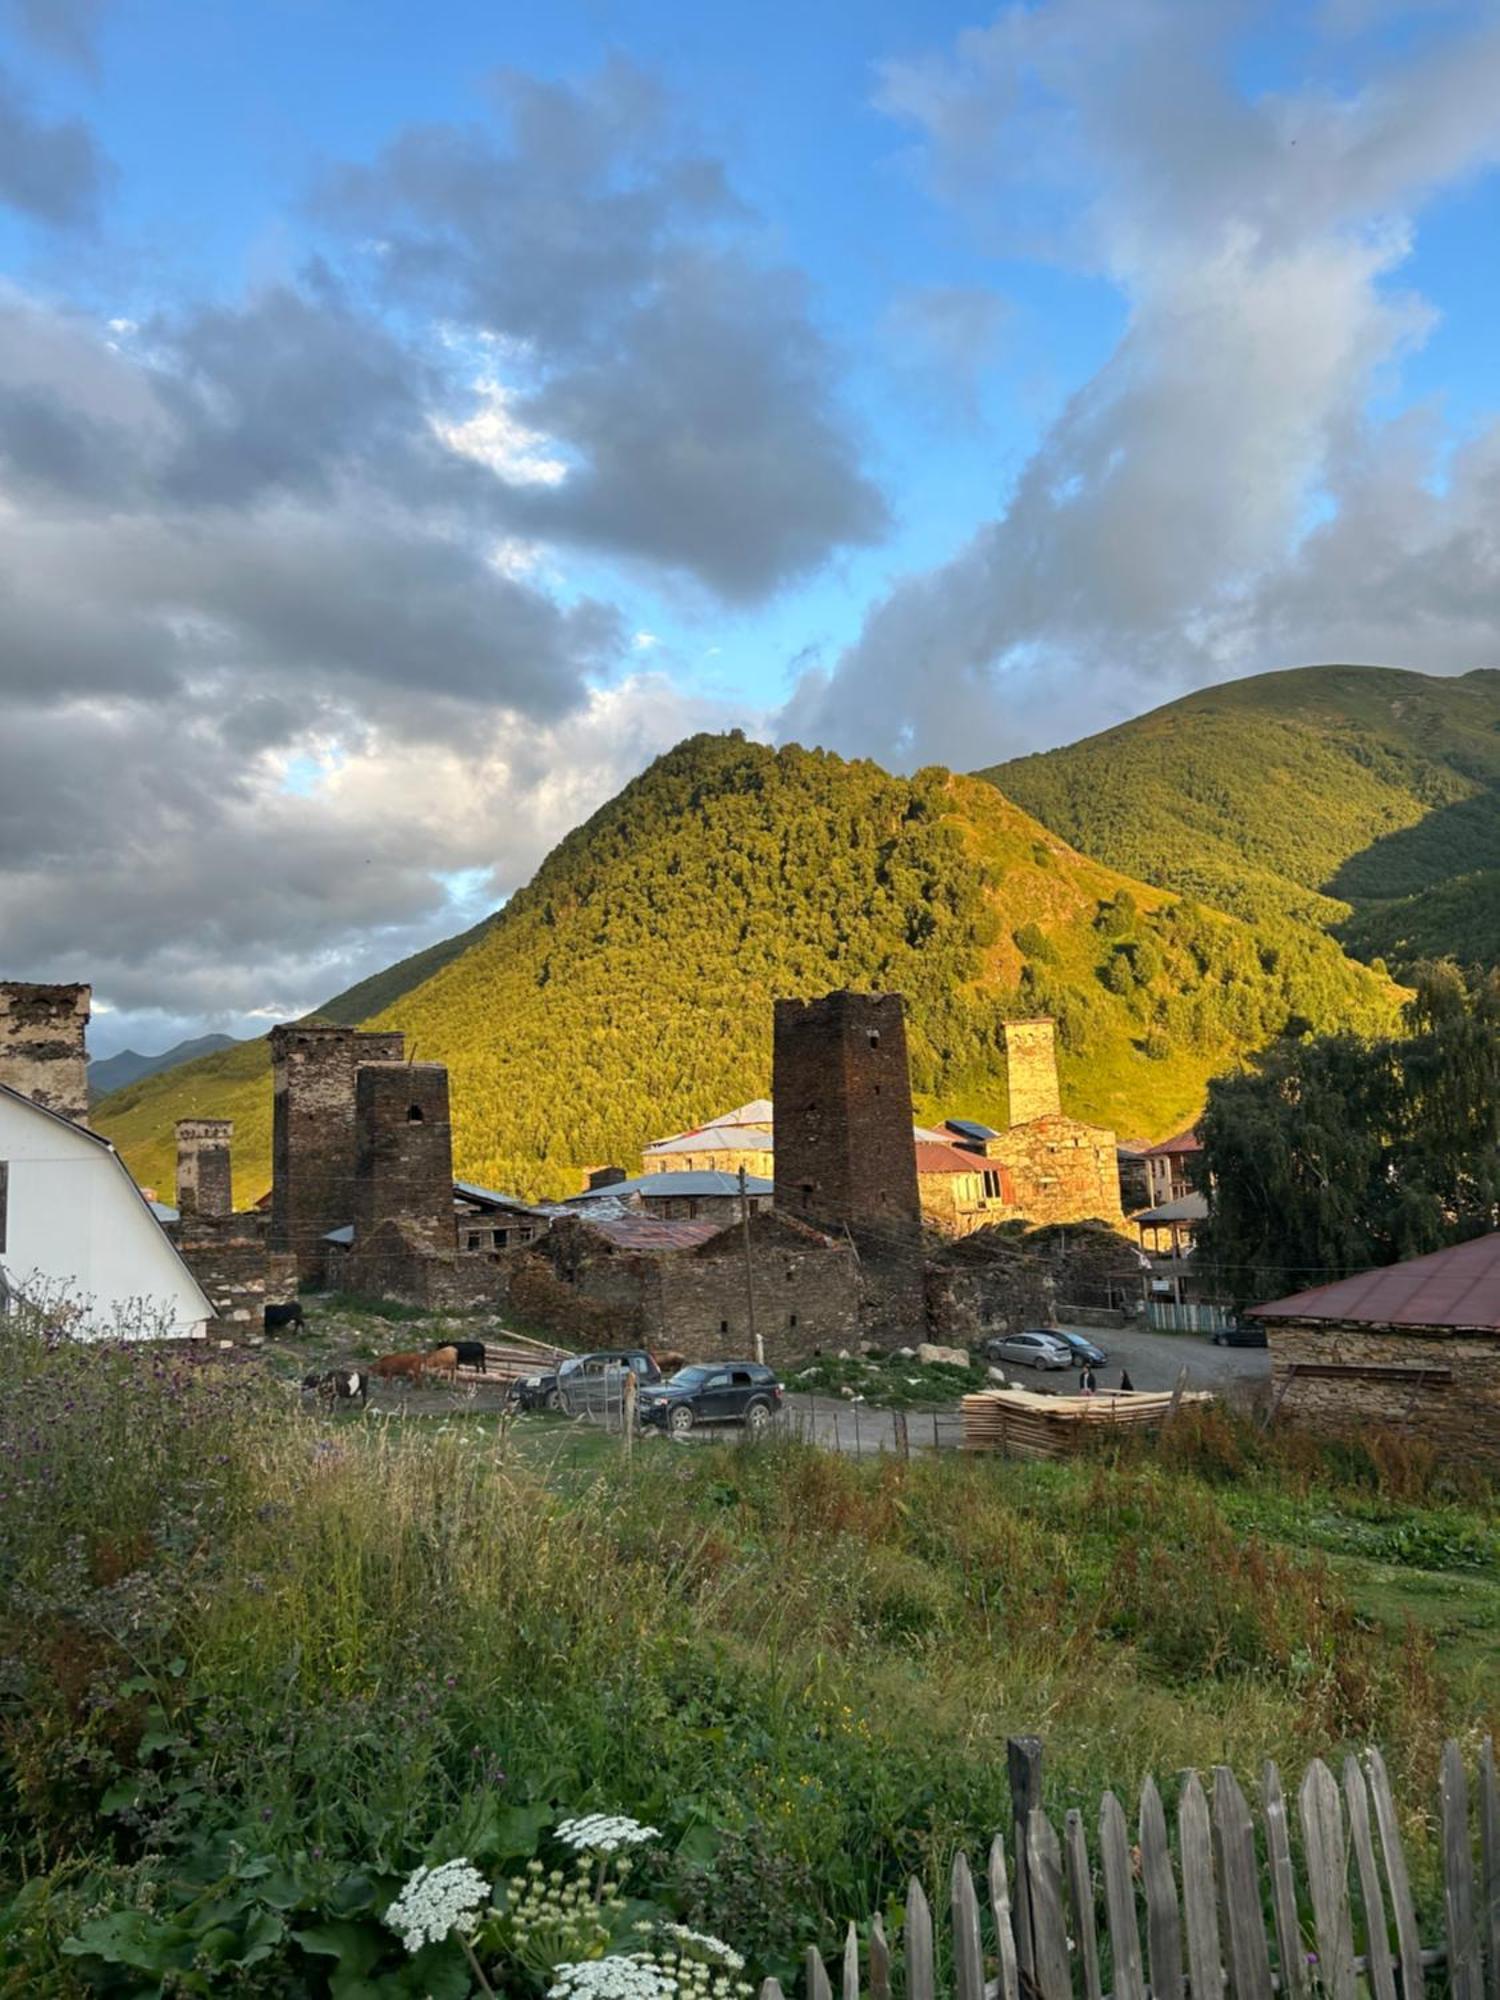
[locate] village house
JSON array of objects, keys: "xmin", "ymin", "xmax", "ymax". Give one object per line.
[
  {"xmin": 1250, "ymin": 1232, "xmax": 1500, "ymax": 1465},
  {"xmin": 642, "ymin": 1017, "xmax": 1123, "ymax": 1237},
  {"xmin": 567, "ymin": 1168, "xmax": 774, "ymax": 1223},
  {"xmin": 0, "ymin": 982, "xmax": 212, "ymax": 1339},
  {"xmin": 1140, "ymin": 1126, "xmax": 1203, "ymax": 1207}
]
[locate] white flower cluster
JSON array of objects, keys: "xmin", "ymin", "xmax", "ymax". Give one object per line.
[
  {"xmin": 502, "ymin": 1855, "xmax": 621, "ymax": 1971},
  {"xmin": 384, "ymin": 1858, "xmax": 491, "ymax": 1954},
  {"xmin": 549, "ymin": 1955, "xmax": 680, "ymax": 2000},
  {"xmin": 555, "ymin": 1813, "xmax": 661, "ymax": 1854},
  {"xmin": 658, "ymin": 1925, "xmax": 746, "ymax": 1974}
]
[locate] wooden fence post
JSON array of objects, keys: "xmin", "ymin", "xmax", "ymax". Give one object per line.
[{"xmin": 1007, "ymin": 1736, "xmax": 1044, "ymax": 1992}]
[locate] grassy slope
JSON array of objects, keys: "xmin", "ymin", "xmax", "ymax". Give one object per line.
[
  {"xmin": 96, "ymin": 733, "xmax": 1397, "ymax": 1204},
  {"xmin": 984, "ymin": 664, "xmax": 1500, "ymax": 962}
]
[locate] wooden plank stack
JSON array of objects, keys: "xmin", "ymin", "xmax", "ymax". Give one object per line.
[
  {"xmin": 454, "ymin": 1331, "xmax": 569, "ymax": 1387},
  {"xmin": 765, "ymin": 1735, "xmax": 1500, "ymax": 2000},
  {"xmin": 960, "ymin": 1386, "xmax": 1211, "ymax": 1458}
]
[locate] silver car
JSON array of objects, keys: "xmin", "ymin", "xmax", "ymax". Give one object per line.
[{"xmin": 990, "ymin": 1329, "xmax": 1074, "ymax": 1371}]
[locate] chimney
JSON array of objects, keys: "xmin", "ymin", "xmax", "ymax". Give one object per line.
[
  {"xmin": 1001, "ymin": 1017, "xmax": 1062, "ymax": 1125},
  {"xmin": 587, "ymin": 1165, "xmax": 628, "ymax": 1190},
  {"xmin": 0, "ymin": 982, "xmax": 91, "ymax": 1126},
  {"xmin": 177, "ymin": 1117, "xmax": 234, "ymax": 1219}
]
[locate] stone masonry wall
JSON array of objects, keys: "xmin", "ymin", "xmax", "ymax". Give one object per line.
[
  {"xmin": 655, "ymin": 1229, "xmax": 861, "ymax": 1366},
  {"xmin": 0, "ymin": 981, "xmax": 91, "ymax": 1126},
  {"xmin": 353, "ymin": 1061, "xmax": 456, "ymax": 1256},
  {"xmin": 1002, "ymin": 1018, "xmax": 1062, "ymax": 1126},
  {"xmin": 172, "ymin": 1213, "xmax": 298, "ymax": 1327},
  {"xmin": 773, "ymin": 991, "xmax": 922, "ymax": 1242},
  {"xmin": 989, "ymin": 1114, "xmax": 1124, "ymax": 1227},
  {"xmin": 1266, "ymin": 1318, "xmax": 1500, "ymax": 1465},
  {"xmin": 176, "ymin": 1118, "xmax": 234, "ymax": 1219},
  {"xmin": 269, "ymin": 1023, "xmax": 404, "ymax": 1285}
]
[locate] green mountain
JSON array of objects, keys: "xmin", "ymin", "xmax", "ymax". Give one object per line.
[
  {"xmin": 984, "ymin": 664, "xmax": 1500, "ymax": 970},
  {"xmin": 88, "ymin": 1032, "xmax": 239, "ymax": 1100},
  {"xmin": 94, "ymin": 733, "xmax": 1398, "ymax": 1205}
]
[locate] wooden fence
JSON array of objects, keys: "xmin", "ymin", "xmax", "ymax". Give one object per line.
[{"xmin": 769, "ymin": 1736, "xmax": 1500, "ymax": 2000}]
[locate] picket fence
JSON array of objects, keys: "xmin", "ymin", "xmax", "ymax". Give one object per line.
[{"xmin": 768, "ymin": 1737, "xmax": 1500, "ymax": 2000}]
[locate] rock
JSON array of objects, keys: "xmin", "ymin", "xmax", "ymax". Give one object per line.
[
  {"xmin": 858, "ymin": 1340, "xmax": 882, "ymax": 1356},
  {"xmin": 893, "ymin": 1345, "xmax": 916, "ymax": 1360},
  {"xmin": 840, "ymin": 1385, "xmax": 857, "ymax": 1398},
  {"xmin": 836, "ymin": 1348, "xmax": 852, "ymax": 1360},
  {"xmin": 916, "ymin": 1342, "xmax": 970, "ymax": 1369}
]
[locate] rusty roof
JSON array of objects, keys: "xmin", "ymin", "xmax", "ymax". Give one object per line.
[
  {"xmin": 1140, "ymin": 1127, "xmax": 1203, "ymax": 1157},
  {"xmin": 913, "ymin": 1140, "xmax": 1013, "ymax": 1194},
  {"xmin": 1249, "ymin": 1230, "xmax": 1500, "ymax": 1331},
  {"xmin": 579, "ymin": 1213, "xmax": 726, "ymax": 1252}
]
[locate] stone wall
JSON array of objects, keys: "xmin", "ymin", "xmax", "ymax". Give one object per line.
[
  {"xmin": 353, "ymin": 1061, "xmax": 456, "ymax": 1255},
  {"xmin": 773, "ymin": 990, "xmax": 922, "ymax": 1244},
  {"xmin": 1001, "ymin": 1018, "xmax": 1062, "ymax": 1126},
  {"xmin": 1265, "ymin": 1317, "xmax": 1500, "ymax": 1464},
  {"xmin": 176, "ymin": 1118, "xmax": 233, "ymax": 1219},
  {"xmin": 269, "ymin": 1023, "xmax": 405, "ymax": 1284},
  {"xmin": 0, "ymin": 981, "xmax": 90, "ymax": 1126},
  {"xmin": 990, "ymin": 1114, "xmax": 1124, "ymax": 1227},
  {"xmin": 172, "ymin": 1212, "xmax": 298, "ymax": 1327}
]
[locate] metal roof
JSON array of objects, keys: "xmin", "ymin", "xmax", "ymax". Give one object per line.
[
  {"xmin": 323, "ymin": 1224, "xmax": 355, "ymax": 1245},
  {"xmin": 1249, "ymin": 1230, "xmax": 1500, "ymax": 1331},
  {"xmin": 1141, "ymin": 1127, "xmax": 1203, "ymax": 1157},
  {"xmin": 453, "ymin": 1180, "xmax": 548, "ymax": 1216},
  {"xmin": 569, "ymin": 1170, "xmax": 773, "ymax": 1202},
  {"xmin": 580, "ymin": 1213, "xmax": 726, "ymax": 1251},
  {"xmin": 945, "ymin": 1117, "xmax": 1001, "ymax": 1142},
  {"xmin": 914, "ymin": 1140, "xmax": 1005, "ymax": 1180},
  {"xmin": 642, "ymin": 1126, "xmax": 774, "ymax": 1157},
  {"xmin": 1134, "ymin": 1193, "xmax": 1208, "ymax": 1224}
]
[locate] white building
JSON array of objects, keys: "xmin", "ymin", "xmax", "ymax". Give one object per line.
[{"xmin": 0, "ymin": 1081, "xmax": 213, "ymax": 1339}]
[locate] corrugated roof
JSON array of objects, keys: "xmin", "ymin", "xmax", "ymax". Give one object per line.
[
  {"xmin": 570, "ymin": 1170, "xmax": 773, "ymax": 1202},
  {"xmin": 1134, "ymin": 1193, "xmax": 1208, "ymax": 1224},
  {"xmin": 453, "ymin": 1180, "xmax": 548, "ymax": 1216},
  {"xmin": 1249, "ymin": 1230, "xmax": 1500, "ymax": 1331},
  {"xmin": 643, "ymin": 1127, "xmax": 774, "ymax": 1157},
  {"xmin": 914, "ymin": 1140, "xmax": 1005, "ymax": 1181},
  {"xmin": 945, "ymin": 1117, "xmax": 1001, "ymax": 1142},
  {"xmin": 1141, "ymin": 1127, "xmax": 1203, "ymax": 1157}
]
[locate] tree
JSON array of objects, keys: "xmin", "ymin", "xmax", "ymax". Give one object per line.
[{"xmin": 1196, "ymin": 962, "xmax": 1500, "ymax": 1305}]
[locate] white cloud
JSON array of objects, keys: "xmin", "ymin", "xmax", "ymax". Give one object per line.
[{"xmin": 435, "ymin": 371, "xmax": 570, "ymax": 485}]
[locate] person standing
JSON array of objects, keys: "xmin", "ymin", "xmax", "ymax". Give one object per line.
[
  {"xmin": 1119, "ymin": 1369, "xmax": 1136, "ymax": 1393},
  {"xmin": 1079, "ymin": 1365, "xmax": 1097, "ymax": 1395}
]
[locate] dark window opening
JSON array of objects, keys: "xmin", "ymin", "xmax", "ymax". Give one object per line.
[
  {"xmin": 868, "ymin": 1030, "xmax": 880, "ymax": 1048},
  {"xmin": 406, "ymin": 1104, "xmax": 425, "ymax": 1122},
  {"xmin": 801, "ymin": 1182, "xmax": 813, "ymax": 1208},
  {"xmin": 873, "ymin": 1083, "xmax": 881, "ymax": 1096},
  {"xmin": 493, "ymin": 1228, "xmax": 509, "ymax": 1249},
  {"xmin": 465, "ymin": 1231, "xmax": 481, "ymax": 1251},
  {"xmin": 719, "ymin": 1319, "xmax": 729, "ymax": 1335},
  {"xmin": 789, "ymin": 1313, "xmax": 798, "ymax": 1329}
]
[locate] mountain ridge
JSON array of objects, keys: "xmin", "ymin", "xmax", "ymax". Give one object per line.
[
  {"xmin": 93, "ymin": 728, "xmax": 1398, "ymax": 1205},
  {"xmin": 88, "ymin": 1033, "xmax": 240, "ymax": 1100}
]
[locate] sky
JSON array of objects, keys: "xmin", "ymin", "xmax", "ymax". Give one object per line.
[{"xmin": 2, "ymin": 0, "xmax": 1500, "ymax": 1057}]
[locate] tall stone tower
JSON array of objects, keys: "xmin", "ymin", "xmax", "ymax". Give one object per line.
[
  {"xmin": 773, "ymin": 990, "xmax": 922, "ymax": 1241},
  {"xmin": 0, "ymin": 982, "xmax": 91, "ymax": 1126},
  {"xmin": 269, "ymin": 1022, "xmax": 405, "ymax": 1283},
  {"xmin": 1002, "ymin": 1018, "xmax": 1062, "ymax": 1125},
  {"xmin": 176, "ymin": 1118, "xmax": 234, "ymax": 1219},
  {"xmin": 353, "ymin": 1061, "xmax": 456, "ymax": 1255}
]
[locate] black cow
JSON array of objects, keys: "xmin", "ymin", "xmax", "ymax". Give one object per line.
[
  {"xmin": 301, "ymin": 1368, "xmax": 367, "ymax": 1406},
  {"xmin": 440, "ymin": 1339, "xmax": 488, "ymax": 1374},
  {"xmin": 265, "ymin": 1300, "xmax": 305, "ymax": 1333}
]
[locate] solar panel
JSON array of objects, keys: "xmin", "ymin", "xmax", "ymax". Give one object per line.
[{"xmin": 946, "ymin": 1118, "xmax": 1000, "ymax": 1141}]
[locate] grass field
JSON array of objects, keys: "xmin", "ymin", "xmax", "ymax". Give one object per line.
[{"xmin": 2, "ymin": 1307, "xmax": 1495, "ymax": 1995}]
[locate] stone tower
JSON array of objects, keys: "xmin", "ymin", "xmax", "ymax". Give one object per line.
[
  {"xmin": 0, "ymin": 982, "xmax": 91, "ymax": 1126},
  {"xmin": 353, "ymin": 1061, "xmax": 456, "ymax": 1255},
  {"xmin": 176, "ymin": 1117, "xmax": 234, "ymax": 1219},
  {"xmin": 1002, "ymin": 1017, "xmax": 1062, "ymax": 1125},
  {"xmin": 269, "ymin": 1022, "xmax": 405, "ymax": 1283},
  {"xmin": 773, "ymin": 990, "xmax": 922, "ymax": 1241}
]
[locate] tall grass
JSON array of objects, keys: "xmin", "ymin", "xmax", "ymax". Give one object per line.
[{"xmin": 0, "ymin": 1317, "xmax": 1494, "ymax": 1991}]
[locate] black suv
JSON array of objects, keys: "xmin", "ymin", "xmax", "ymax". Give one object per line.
[
  {"xmin": 512, "ymin": 1349, "xmax": 661, "ymax": 1413},
  {"xmin": 637, "ymin": 1362, "xmax": 783, "ymax": 1437}
]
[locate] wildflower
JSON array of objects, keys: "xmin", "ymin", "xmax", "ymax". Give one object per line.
[
  {"xmin": 384, "ymin": 1858, "xmax": 491, "ymax": 1954},
  {"xmin": 658, "ymin": 1926, "xmax": 745, "ymax": 1974},
  {"xmin": 555, "ymin": 1813, "xmax": 661, "ymax": 1854},
  {"xmin": 550, "ymin": 1956, "xmax": 680, "ymax": 2000}
]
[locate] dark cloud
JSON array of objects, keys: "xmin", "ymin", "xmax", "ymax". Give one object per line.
[
  {"xmin": 318, "ymin": 59, "xmax": 886, "ymax": 599},
  {"xmin": 10, "ymin": 0, "xmax": 108, "ymax": 73},
  {"xmin": 0, "ymin": 62, "xmax": 107, "ymax": 223}
]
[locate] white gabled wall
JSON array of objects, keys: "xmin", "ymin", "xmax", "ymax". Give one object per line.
[{"xmin": 0, "ymin": 1091, "xmax": 211, "ymax": 1339}]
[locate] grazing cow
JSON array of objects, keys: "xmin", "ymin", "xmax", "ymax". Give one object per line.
[
  {"xmin": 302, "ymin": 1368, "xmax": 367, "ymax": 1407},
  {"xmin": 372, "ymin": 1351, "xmax": 429, "ymax": 1384},
  {"xmin": 265, "ymin": 1300, "xmax": 305, "ymax": 1333},
  {"xmin": 424, "ymin": 1345, "xmax": 459, "ymax": 1381},
  {"xmin": 442, "ymin": 1339, "xmax": 487, "ymax": 1373}
]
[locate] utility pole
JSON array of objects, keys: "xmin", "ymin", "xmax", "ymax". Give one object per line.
[{"xmin": 739, "ymin": 1164, "xmax": 763, "ymax": 1364}]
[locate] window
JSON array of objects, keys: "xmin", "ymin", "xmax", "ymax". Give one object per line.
[
  {"xmin": 868, "ymin": 1030, "xmax": 880, "ymax": 1048},
  {"xmin": 982, "ymin": 1169, "xmax": 1003, "ymax": 1199},
  {"xmin": 788, "ymin": 1312, "xmax": 798, "ymax": 1329},
  {"xmin": 407, "ymin": 1104, "xmax": 425, "ymax": 1122},
  {"xmin": 519, "ymin": 1228, "xmax": 533, "ymax": 1243},
  {"xmin": 466, "ymin": 1231, "xmax": 481, "ymax": 1251},
  {"xmin": 801, "ymin": 1182, "xmax": 813, "ymax": 1208},
  {"xmin": 493, "ymin": 1228, "xmax": 509, "ymax": 1249},
  {"xmin": 719, "ymin": 1319, "xmax": 729, "ymax": 1335}
]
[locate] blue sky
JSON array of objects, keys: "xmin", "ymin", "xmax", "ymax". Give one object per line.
[{"xmin": 2, "ymin": 0, "xmax": 1500, "ymax": 1053}]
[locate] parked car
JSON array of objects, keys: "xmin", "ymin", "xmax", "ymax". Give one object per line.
[
  {"xmin": 512, "ymin": 1349, "xmax": 662, "ymax": 1412},
  {"xmin": 984, "ymin": 1328, "xmax": 1075, "ymax": 1372},
  {"xmin": 637, "ymin": 1362, "xmax": 784, "ymax": 1437},
  {"xmin": 1040, "ymin": 1329, "xmax": 1108, "ymax": 1368},
  {"xmin": 1211, "ymin": 1320, "xmax": 1269, "ymax": 1348}
]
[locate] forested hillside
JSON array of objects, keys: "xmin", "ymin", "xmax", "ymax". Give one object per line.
[
  {"xmin": 984, "ymin": 664, "xmax": 1500, "ymax": 969},
  {"xmin": 95, "ymin": 733, "xmax": 1397, "ymax": 1203}
]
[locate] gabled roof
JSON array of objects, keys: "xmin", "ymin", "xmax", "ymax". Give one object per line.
[
  {"xmin": 1249, "ymin": 1230, "xmax": 1500, "ymax": 1331},
  {"xmin": 915, "ymin": 1140, "xmax": 1006, "ymax": 1180},
  {"xmin": 643, "ymin": 1125, "xmax": 774, "ymax": 1157},
  {"xmin": 0, "ymin": 1081, "xmax": 214, "ymax": 1322},
  {"xmin": 1141, "ymin": 1127, "xmax": 1203, "ymax": 1157},
  {"xmin": 569, "ymin": 1170, "xmax": 773, "ymax": 1203},
  {"xmin": 453, "ymin": 1180, "xmax": 549, "ymax": 1217},
  {"xmin": 577, "ymin": 1213, "xmax": 726, "ymax": 1252},
  {"xmin": 1134, "ymin": 1193, "xmax": 1208, "ymax": 1224}
]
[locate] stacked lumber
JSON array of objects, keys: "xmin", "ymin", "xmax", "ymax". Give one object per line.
[
  {"xmin": 961, "ymin": 1386, "xmax": 1212, "ymax": 1459},
  {"xmin": 454, "ymin": 1333, "xmax": 569, "ymax": 1386}
]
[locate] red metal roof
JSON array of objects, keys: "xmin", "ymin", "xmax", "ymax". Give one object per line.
[
  {"xmin": 1141, "ymin": 1127, "xmax": 1202, "ymax": 1158},
  {"xmin": 914, "ymin": 1141, "xmax": 1012, "ymax": 1196},
  {"xmin": 1249, "ymin": 1230, "xmax": 1500, "ymax": 1331}
]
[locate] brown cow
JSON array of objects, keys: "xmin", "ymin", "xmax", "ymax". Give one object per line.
[
  {"xmin": 424, "ymin": 1345, "xmax": 459, "ymax": 1382},
  {"xmin": 372, "ymin": 1351, "xmax": 428, "ymax": 1384}
]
